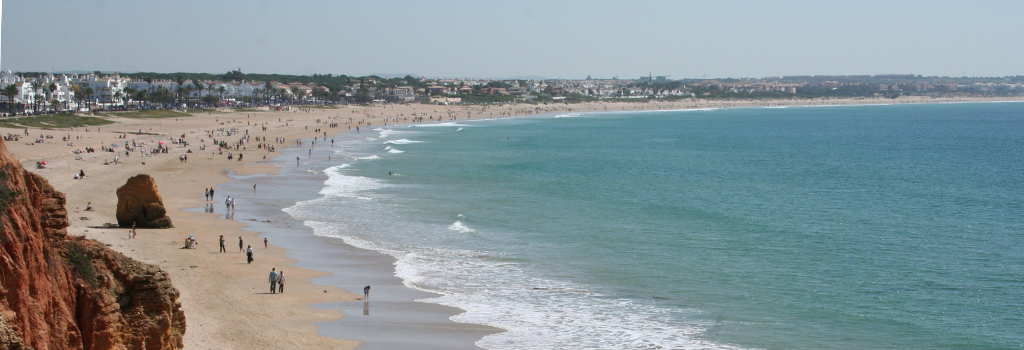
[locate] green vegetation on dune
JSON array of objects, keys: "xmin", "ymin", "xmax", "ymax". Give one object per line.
[
  {"xmin": 103, "ymin": 110, "xmax": 192, "ymax": 119},
  {"xmin": 0, "ymin": 114, "xmax": 114, "ymax": 129},
  {"xmin": 187, "ymin": 109, "xmax": 228, "ymax": 114}
]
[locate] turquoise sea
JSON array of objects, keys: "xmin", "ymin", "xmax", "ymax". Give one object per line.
[{"xmin": 284, "ymin": 102, "xmax": 1024, "ymax": 349}]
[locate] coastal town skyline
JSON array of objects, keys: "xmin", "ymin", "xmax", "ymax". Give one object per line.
[
  {"xmin": 4, "ymin": 69, "xmax": 1023, "ymax": 116},
  {"xmin": 3, "ymin": 1, "xmax": 1023, "ymax": 78}
]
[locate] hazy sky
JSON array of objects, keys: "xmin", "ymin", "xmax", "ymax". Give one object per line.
[{"xmin": 2, "ymin": 0, "xmax": 1022, "ymax": 78}]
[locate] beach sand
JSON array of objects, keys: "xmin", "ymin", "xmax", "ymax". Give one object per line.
[{"xmin": 2, "ymin": 95, "xmax": 1019, "ymax": 349}]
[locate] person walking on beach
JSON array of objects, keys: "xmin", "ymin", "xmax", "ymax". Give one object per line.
[
  {"xmin": 246, "ymin": 245, "xmax": 254, "ymax": 264},
  {"xmin": 130, "ymin": 223, "xmax": 137, "ymax": 239},
  {"xmin": 363, "ymin": 285, "xmax": 371, "ymax": 299},
  {"xmin": 269, "ymin": 268, "xmax": 278, "ymax": 294},
  {"xmin": 238, "ymin": 236, "xmax": 244, "ymax": 252},
  {"xmin": 263, "ymin": 236, "xmax": 268, "ymax": 248},
  {"xmin": 219, "ymin": 235, "xmax": 226, "ymax": 253},
  {"xmin": 277, "ymin": 271, "xmax": 285, "ymax": 293}
]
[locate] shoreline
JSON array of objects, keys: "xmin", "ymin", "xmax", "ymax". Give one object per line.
[
  {"xmin": 215, "ymin": 133, "xmax": 502, "ymax": 349},
  {"xmin": 1, "ymin": 95, "xmax": 1022, "ymax": 349}
]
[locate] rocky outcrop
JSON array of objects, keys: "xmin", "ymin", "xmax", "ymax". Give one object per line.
[
  {"xmin": 0, "ymin": 139, "xmax": 185, "ymax": 350},
  {"xmin": 115, "ymin": 174, "xmax": 173, "ymax": 228}
]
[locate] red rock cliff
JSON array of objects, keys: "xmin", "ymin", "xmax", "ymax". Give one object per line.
[{"xmin": 0, "ymin": 139, "xmax": 185, "ymax": 350}]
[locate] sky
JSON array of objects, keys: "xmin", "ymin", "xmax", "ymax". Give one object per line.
[{"xmin": 2, "ymin": 0, "xmax": 1022, "ymax": 79}]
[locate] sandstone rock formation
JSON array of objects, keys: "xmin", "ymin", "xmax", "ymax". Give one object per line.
[
  {"xmin": 115, "ymin": 174, "xmax": 173, "ymax": 228},
  {"xmin": 0, "ymin": 139, "xmax": 185, "ymax": 350}
]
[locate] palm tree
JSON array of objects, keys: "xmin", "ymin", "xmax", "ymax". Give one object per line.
[
  {"xmin": 82, "ymin": 87, "xmax": 95, "ymax": 112},
  {"xmin": 175, "ymin": 77, "xmax": 186, "ymax": 103},
  {"xmin": 124, "ymin": 88, "xmax": 137, "ymax": 105},
  {"xmin": 132, "ymin": 89, "xmax": 148, "ymax": 105},
  {"xmin": 34, "ymin": 94, "xmax": 45, "ymax": 114},
  {"xmin": 179, "ymin": 85, "xmax": 193, "ymax": 108},
  {"xmin": 2, "ymin": 84, "xmax": 18, "ymax": 115},
  {"xmin": 47, "ymin": 83, "xmax": 58, "ymax": 112},
  {"xmin": 264, "ymin": 81, "xmax": 274, "ymax": 104},
  {"xmin": 290, "ymin": 86, "xmax": 303, "ymax": 102}
]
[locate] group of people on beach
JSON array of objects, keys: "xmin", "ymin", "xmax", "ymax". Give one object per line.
[
  {"xmin": 157, "ymin": 113, "xmax": 399, "ymax": 299},
  {"xmin": 216, "ymin": 234, "xmax": 259, "ymax": 265},
  {"xmin": 268, "ymin": 268, "xmax": 285, "ymax": 294}
]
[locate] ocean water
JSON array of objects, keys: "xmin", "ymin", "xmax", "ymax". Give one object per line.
[{"xmin": 284, "ymin": 102, "xmax": 1024, "ymax": 350}]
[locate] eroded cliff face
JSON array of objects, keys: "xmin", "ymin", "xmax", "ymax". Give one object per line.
[{"xmin": 0, "ymin": 139, "xmax": 185, "ymax": 350}]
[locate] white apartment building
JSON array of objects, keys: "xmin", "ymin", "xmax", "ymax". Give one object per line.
[
  {"xmin": 15, "ymin": 81, "xmax": 35, "ymax": 104},
  {"xmin": 0, "ymin": 70, "xmax": 19, "ymax": 89},
  {"xmin": 77, "ymin": 75, "xmax": 129, "ymax": 102},
  {"xmin": 36, "ymin": 74, "xmax": 77, "ymax": 105}
]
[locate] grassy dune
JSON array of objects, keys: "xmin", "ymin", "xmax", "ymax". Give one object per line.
[
  {"xmin": 0, "ymin": 114, "xmax": 114, "ymax": 129},
  {"xmin": 103, "ymin": 110, "xmax": 192, "ymax": 119}
]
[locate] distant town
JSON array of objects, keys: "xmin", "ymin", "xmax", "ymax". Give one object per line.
[{"xmin": 2, "ymin": 70, "xmax": 1024, "ymax": 115}]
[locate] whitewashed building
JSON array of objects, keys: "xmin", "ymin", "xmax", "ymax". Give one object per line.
[
  {"xmin": 76, "ymin": 75, "xmax": 129, "ymax": 103},
  {"xmin": 0, "ymin": 70, "xmax": 19, "ymax": 89},
  {"xmin": 15, "ymin": 81, "xmax": 35, "ymax": 104}
]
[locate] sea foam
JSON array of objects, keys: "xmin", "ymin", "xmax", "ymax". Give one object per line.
[
  {"xmin": 298, "ymin": 219, "xmax": 748, "ymax": 350},
  {"xmin": 378, "ymin": 129, "xmax": 401, "ymax": 138},
  {"xmin": 412, "ymin": 122, "xmax": 470, "ymax": 128},
  {"xmin": 384, "ymin": 139, "xmax": 424, "ymax": 145},
  {"xmin": 315, "ymin": 164, "xmax": 384, "ymax": 200},
  {"xmin": 447, "ymin": 220, "xmax": 475, "ymax": 233}
]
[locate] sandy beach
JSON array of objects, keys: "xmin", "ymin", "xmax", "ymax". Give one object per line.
[{"xmin": 2, "ymin": 95, "xmax": 1020, "ymax": 349}]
